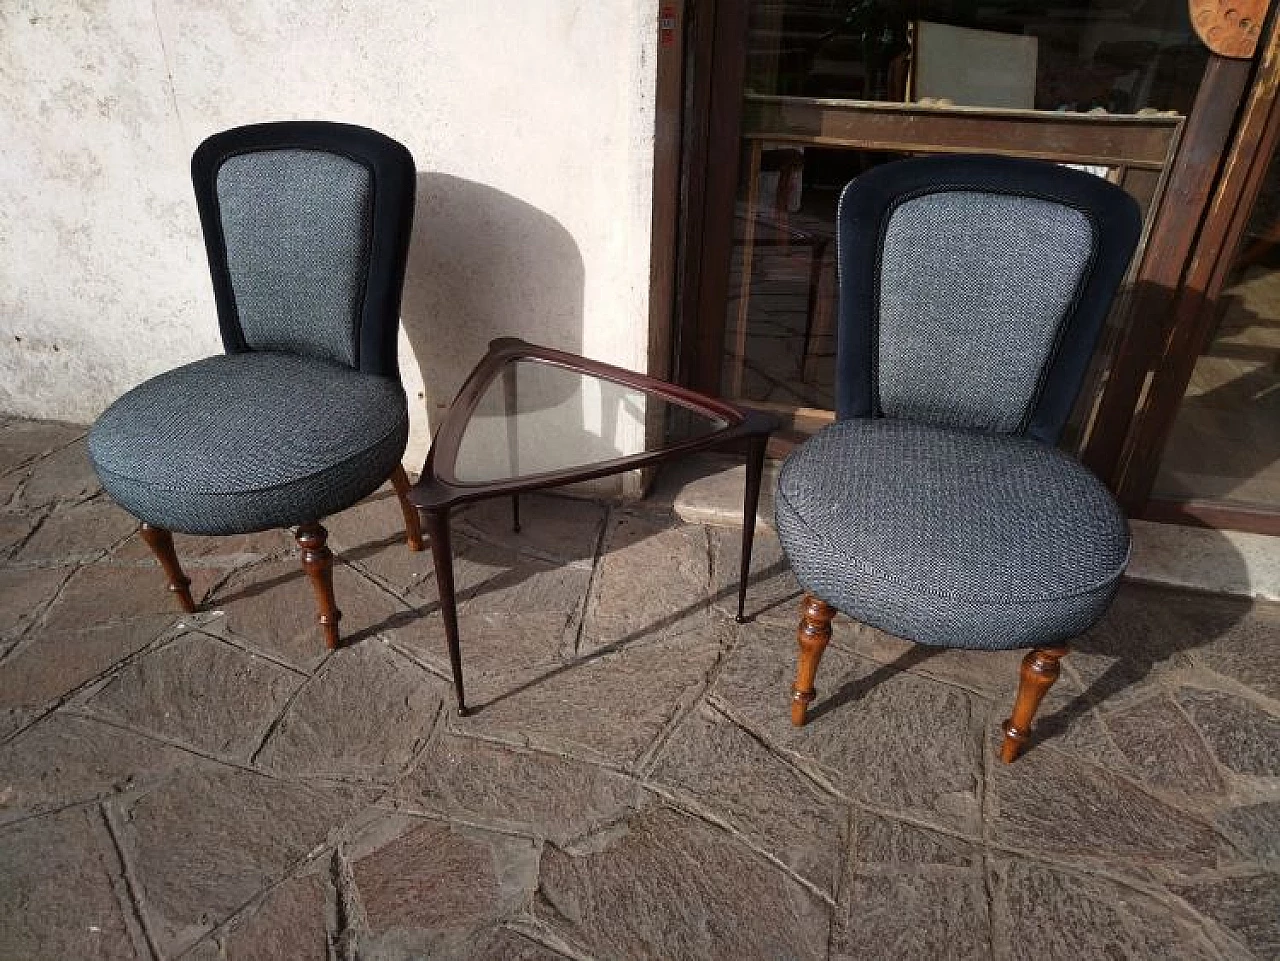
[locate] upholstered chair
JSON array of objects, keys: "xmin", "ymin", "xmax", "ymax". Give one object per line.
[
  {"xmin": 774, "ymin": 154, "xmax": 1141, "ymax": 761},
  {"xmin": 88, "ymin": 121, "xmax": 423, "ymax": 649}
]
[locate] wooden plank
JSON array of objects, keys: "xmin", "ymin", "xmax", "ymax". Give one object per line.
[
  {"xmin": 1142, "ymin": 498, "xmax": 1280, "ymax": 536},
  {"xmin": 742, "ymin": 96, "xmax": 1181, "ymax": 169}
]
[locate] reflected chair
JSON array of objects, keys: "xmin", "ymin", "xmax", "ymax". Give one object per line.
[
  {"xmin": 775, "ymin": 154, "xmax": 1141, "ymax": 760},
  {"xmin": 88, "ymin": 121, "xmax": 423, "ymax": 648}
]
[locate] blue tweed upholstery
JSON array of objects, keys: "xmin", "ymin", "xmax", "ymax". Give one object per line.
[
  {"xmin": 89, "ymin": 353, "xmax": 408, "ymax": 535},
  {"xmin": 775, "ymin": 419, "xmax": 1129, "ymax": 650},
  {"xmin": 216, "ymin": 149, "xmax": 371, "ymax": 367},
  {"xmin": 878, "ymin": 191, "xmax": 1093, "ymax": 434}
]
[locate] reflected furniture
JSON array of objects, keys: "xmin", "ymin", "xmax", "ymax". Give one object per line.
[
  {"xmin": 88, "ymin": 121, "xmax": 423, "ymax": 649},
  {"xmin": 409, "ymin": 338, "xmax": 777, "ymax": 716},
  {"xmin": 774, "ymin": 154, "xmax": 1141, "ymax": 760}
]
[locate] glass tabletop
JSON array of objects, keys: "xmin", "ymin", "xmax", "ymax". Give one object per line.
[{"xmin": 448, "ymin": 357, "xmax": 730, "ymax": 484}]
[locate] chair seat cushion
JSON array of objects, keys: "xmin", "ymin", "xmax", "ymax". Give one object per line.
[
  {"xmin": 774, "ymin": 419, "xmax": 1129, "ymax": 649},
  {"xmin": 89, "ymin": 352, "xmax": 408, "ymax": 535}
]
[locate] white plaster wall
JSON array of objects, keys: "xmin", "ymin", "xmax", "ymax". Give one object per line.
[{"xmin": 0, "ymin": 1, "xmax": 659, "ymax": 472}]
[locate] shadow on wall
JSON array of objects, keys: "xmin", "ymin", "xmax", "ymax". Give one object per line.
[{"xmin": 399, "ymin": 173, "xmax": 585, "ymax": 431}]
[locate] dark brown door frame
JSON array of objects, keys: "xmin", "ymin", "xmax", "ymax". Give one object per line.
[{"xmin": 672, "ymin": 0, "xmax": 749, "ymax": 395}]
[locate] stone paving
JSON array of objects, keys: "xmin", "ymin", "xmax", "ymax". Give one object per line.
[{"xmin": 0, "ymin": 415, "xmax": 1278, "ymax": 961}]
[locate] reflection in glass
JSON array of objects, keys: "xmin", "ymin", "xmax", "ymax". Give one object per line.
[{"xmin": 452, "ymin": 359, "xmax": 727, "ymax": 483}]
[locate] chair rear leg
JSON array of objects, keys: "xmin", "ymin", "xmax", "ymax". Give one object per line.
[
  {"xmin": 296, "ymin": 522, "xmax": 342, "ymax": 649},
  {"xmin": 139, "ymin": 523, "xmax": 196, "ymax": 613},
  {"xmin": 388, "ymin": 465, "xmax": 425, "ymax": 552},
  {"xmin": 1001, "ymin": 646, "xmax": 1068, "ymax": 762},
  {"xmin": 791, "ymin": 594, "xmax": 836, "ymax": 726}
]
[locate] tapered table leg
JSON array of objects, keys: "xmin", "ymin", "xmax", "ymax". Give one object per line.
[
  {"xmin": 736, "ymin": 433, "xmax": 768, "ymax": 623},
  {"xmin": 425, "ymin": 507, "xmax": 467, "ymax": 715}
]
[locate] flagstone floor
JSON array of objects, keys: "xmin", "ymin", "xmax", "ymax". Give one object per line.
[{"xmin": 1, "ymin": 416, "xmax": 1277, "ymax": 960}]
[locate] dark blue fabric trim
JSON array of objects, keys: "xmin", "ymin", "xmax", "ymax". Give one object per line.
[
  {"xmin": 191, "ymin": 121, "xmax": 416, "ymax": 380},
  {"xmin": 834, "ymin": 154, "xmax": 1141, "ymax": 443}
]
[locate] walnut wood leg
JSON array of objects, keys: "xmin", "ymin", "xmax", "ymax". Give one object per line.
[
  {"xmin": 139, "ymin": 523, "xmax": 196, "ymax": 614},
  {"xmin": 424, "ymin": 507, "xmax": 467, "ymax": 715},
  {"xmin": 296, "ymin": 522, "xmax": 341, "ymax": 650},
  {"xmin": 1001, "ymin": 646, "xmax": 1068, "ymax": 763},
  {"xmin": 388, "ymin": 465, "xmax": 425, "ymax": 552},
  {"xmin": 736, "ymin": 433, "xmax": 767, "ymax": 623},
  {"xmin": 791, "ymin": 594, "xmax": 836, "ymax": 726}
]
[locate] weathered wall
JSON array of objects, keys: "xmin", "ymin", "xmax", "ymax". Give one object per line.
[{"xmin": 0, "ymin": 1, "xmax": 659, "ymax": 470}]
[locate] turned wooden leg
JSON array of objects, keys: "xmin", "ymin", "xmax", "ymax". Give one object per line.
[
  {"xmin": 791, "ymin": 594, "xmax": 836, "ymax": 726},
  {"xmin": 296, "ymin": 522, "xmax": 341, "ymax": 650},
  {"xmin": 388, "ymin": 465, "xmax": 425, "ymax": 552},
  {"xmin": 1001, "ymin": 646, "xmax": 1068, "ymax": 763},
  {"xmin": 139, "ymin": 523, "xmax": 196, "ymax": 614}
]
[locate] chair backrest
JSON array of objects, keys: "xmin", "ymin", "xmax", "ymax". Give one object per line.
[
  {"xmin": 835, "ymin": 154, "xmax": 1140, "ymax": 444},
  {"xmin": 191, "ymin": 121, "xmax": 416, "ymax": 379}
]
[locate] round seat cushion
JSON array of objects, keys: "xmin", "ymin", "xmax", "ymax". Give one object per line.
[
  {"xmin": 774, "ymin": 419, "xmax": 1129, "ymax": 650},
  {"xmin": 89, "ymin": 352, "xmax": 408, "ymax": 535}
]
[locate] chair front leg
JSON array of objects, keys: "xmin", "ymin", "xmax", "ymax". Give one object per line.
[
  {"xmin": 388, "ymin": 465, "xmax": 425, "ymax": 552},
  {"xmin": 1001, "ymin": 646, "xmax": 1068, "ymax": 762},
  {"xmin": 139, "ymin": 523, "xmax": 196, "ymax": 614},
  {"xmin": 296, "ymin": 522, "xmax": 341, "ymax": 649},
  {"xmin": 791, "ymin": 594, "xmax": 836, "ymax": 726}
]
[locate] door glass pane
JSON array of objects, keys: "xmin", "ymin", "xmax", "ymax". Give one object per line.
[
  {"xmin": 1152, "ymin": 146, "xmax": 1280, "ymax": 511},
  {"xmin": 723, "ymin": 1, "xmax": 1204, "ymax": 421}
]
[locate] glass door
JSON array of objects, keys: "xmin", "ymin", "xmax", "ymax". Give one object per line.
[{"xmin": 697, "ymin": 0, "xmax": 1209, "ymax": 448}]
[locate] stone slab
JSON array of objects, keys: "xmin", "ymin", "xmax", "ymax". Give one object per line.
[
  {"xmin": 532, "ymin": 804, "xmax": 829, "ymax": 961},
  {"xmin": 393, "ymin": 611, "xmax": 574, "ymax": 706},
  {"xmin": 456, "ymin": 492, "xmax": 607, "ymax": 566},
  {"xmin": 352, "ymin": 816, "xmax": 539, "ymax": 961},
  {"xmin": 0, "ymin": 566, "xmax": 74, "ymax": 639},
  {"xmin": 0, "ymin": 510, "xmax": 41, "ymax": 556},
  {"xmin": 86, "ymin": 632, "xmax": 303, "ymax": 761},
  {"xmin": 0, "ymin": 615, "xmax": 172, "ymax": 716},
  {"xmin": 0, "ymin": 713, "xmax": 193, "ymax": 823},
  {"xmin": 454, "ymin": 630, "xmax": 724, "ymax": 770},
  {"xmin": 1215, "ymin": 801, "xmax": 1280, "ymax": 866},
  {"xmin": 1128, "ymin": 519, "xmax": 1280, "ymax": 602},
  {"xmin": 990, "ymin": 857, "xmax": 1223, "ymax": 961},
  {"xmin": 1171, "ymin": 874, "xmax": 1280, "ymax": 959},
  {"xmin": 707, "ymin": 526, "xmax": 803, "ymax": 626},
  {"xmin": 581, "ymin": 513, "xmax": 710, "ymax": 650},
  {"xmin": 988, "ymin": 737, "xmax": 1222, "ymax": 872},
  {"xmin": 0, "ymin": 419, "xmax": 85, "ymax": 472},
  {"xmin": 40, "ymin": 563, "xmax": 218, "ymax": 633},
  {"xmin": 835, "ymin": 816, "xmax": 988, "ymax": 960},
  {"xmin": 711, "ymin": 625, "xmax": 983, "ymax": 836},
  {"xmin": 1186, "ymin": 600, "xmax": 1280, "ymax": 702},
  {"xmin": 397, "ymin": 733, "xmax": 642, "ymax": 845},
  {"xmin": 1176, "ymin": 687, "xmax": 1280, "ymax": 778},
  {"xmin": 16, "ymin": 438, "xmax": 100, "ymax": 508},
  {"xmin": 1102, "ymin": 693, "xmax": 1227, "ymax": 798},
  {"xmin": 648, "ymin": 705, "xmax": 846, "ymax": 895},
  {"xmin": 256, "ymin": 642, "xmax": 442, "ymax": 781},
  {"xmin": 212, "ymin": 872, "xmax": 331, "ymax": 961},
  {"xmin": 211, "ymin": 560, "xmax": 414, "ymax": 672},
  {"xmin": 16, "ymin": 500, "xmax": 138, "ymax": 562},
  {"xmin": 0, "ymin": 805, "xmax": 142, "ymax": 961},
  {"xmin": 117, "ymin": 766, "xmax": 366, "ymax": 955}
]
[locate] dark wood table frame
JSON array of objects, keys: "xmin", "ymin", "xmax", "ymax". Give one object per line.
[{"xmin": 408, "ymin": 338, "xmax": 777, "ymax": 716}]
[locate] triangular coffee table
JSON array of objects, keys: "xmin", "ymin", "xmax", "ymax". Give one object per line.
[{"xmin": 408, "ymin": 338, "xmax": 777, "ymax": 715}]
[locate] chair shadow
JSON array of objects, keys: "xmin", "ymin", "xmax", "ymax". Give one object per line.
[{"xmin": 806, "ymin": 644, "xmax": 939, "ymax": 724}]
